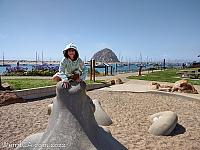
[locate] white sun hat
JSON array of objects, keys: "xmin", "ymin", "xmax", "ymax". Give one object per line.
[{"xmin": 63, "ymin": 43, "xmax": 77, "ymax": 51}]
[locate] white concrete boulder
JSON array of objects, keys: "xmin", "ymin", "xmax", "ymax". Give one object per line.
[
  {"xmin": 148, "ymin": 111, "xmax": 178, "ymax": 136},
  {"xmin": 16, "ymin": 81, "xmax": 127, "ymax": 150}
]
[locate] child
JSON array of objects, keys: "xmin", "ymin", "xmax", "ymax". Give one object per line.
[{"xmin": 52, "ymin": 43, "xmax": 87, "ymax": 88}]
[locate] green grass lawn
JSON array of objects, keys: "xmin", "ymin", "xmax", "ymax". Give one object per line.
[
  {"xmin": 85, "ymin": 80, "xmax": 105, "ymax": 84},
  {"xmin": 128, "ymin": 69, "xmax": 200, "ymax": 85},
  {"xmin": 2, "ymin": 79, "xmax": 105, "ymax": 90},
  {"xmin": 2, "ymin": 79, "xmax": 57, "ymax": 90}
]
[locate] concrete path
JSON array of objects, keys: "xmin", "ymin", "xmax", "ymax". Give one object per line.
[
  {"xmin": 99, "ymin": 80, "xmax": 150, "ymax": 92},
  {"xmin": 97, "ymin": 72, "xmax": 200, "ymax": 101}
]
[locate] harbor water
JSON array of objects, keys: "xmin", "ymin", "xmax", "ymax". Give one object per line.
[
  {"xmin": 0, "ymin": 62, "xmax": 181, "ymax": 75},
  {"xmin": 0, "ymin": 63, "xmax": 142, "ymax": 75}
]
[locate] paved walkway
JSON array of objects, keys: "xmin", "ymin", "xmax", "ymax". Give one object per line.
[
  {"xmin": 97, "ymin": 72, "xmax": 200, "ymax": 101},
  {"xmin": 99, "ymin": 80, "xmax": 150, "ymax": 92}
]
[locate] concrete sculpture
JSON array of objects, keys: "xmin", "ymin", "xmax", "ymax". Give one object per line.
[
  {"xmin": 16, "ymin": 81, "xmax": 127, "ymax": 150},
  {"xmin": 47, "ymin": 99, "xmax": 112, "ymax": 126},
  {"xmin": 47, "ymin": 103, "xmax": 53, "ymax": 115},
  {"xmin": 148, "ymin": 111, "xmax": 178, "ymax": 136},
  {"xmin": 92, "ymin": 99, "xmax": 112, "ymax": 126},
  {"xmin": 47, "ymin": 101, "xmax": 111, "ymax": 134}
]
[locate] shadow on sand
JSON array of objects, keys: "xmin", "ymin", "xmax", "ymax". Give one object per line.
[{"xmin": 170, "ymin": 123, "xmax": 186, "ymax": 136}]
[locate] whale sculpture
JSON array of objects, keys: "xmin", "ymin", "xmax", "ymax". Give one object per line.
[
  {"xmin": 47, "ymin": 99, "xmax": 112, "ymax": 126},
  {"xmin": 93, "ymin": 99, "xmax": 112, "ymax": 126},
  {"xmin": 16, "ymin": 81, "xmax": 127, "ymax": 150}
]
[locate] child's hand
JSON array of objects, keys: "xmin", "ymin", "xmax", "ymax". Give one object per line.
[{"xmin": 62, "ymin": 81, "xmax": 71, "ymax": 88}]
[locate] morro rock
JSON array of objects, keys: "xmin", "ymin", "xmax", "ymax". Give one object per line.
[{"xmin": 91, "ymin": 48, "xmax": 120, "ymax": 63}]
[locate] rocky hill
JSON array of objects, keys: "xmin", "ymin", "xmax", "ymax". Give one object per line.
[{"xmin": 91, "ymin": 48, "xmax": 119, "ymax": 63}]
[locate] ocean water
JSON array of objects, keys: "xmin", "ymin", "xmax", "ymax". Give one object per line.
[
  {"xmin": 0, "ymin": 63, "xmax": 141, "ymax": 75},
  {"xmin": 0, "ymin": 64, "xmax": 58, "ymax": 74}
]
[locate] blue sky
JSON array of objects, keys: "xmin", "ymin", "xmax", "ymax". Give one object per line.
[{"xmin": 0, "ymin": 0, "xmax": 200, "ymax": 62}]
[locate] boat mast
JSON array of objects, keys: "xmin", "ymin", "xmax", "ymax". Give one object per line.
[
  {"xmin": 139, "ymin": 52, "xmax": 142, "ymax": 65},
  {"xmin": 36, "ymin": 51, "xmax": 37, "ymax": 65},
  {"xmin": 42, "ymin": 51, "xmax": 43, "ymax": 64},
  {"xmin": 3, "ymin": 51, "xmax": 4, "ymax": 66}
]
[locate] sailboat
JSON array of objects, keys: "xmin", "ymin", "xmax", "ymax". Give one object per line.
[{"xmin": 0, "ymin": 52, "xmax": 11, "ymax": 67}]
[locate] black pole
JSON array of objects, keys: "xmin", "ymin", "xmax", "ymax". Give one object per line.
[
  {"xmin": 106, "ymin": 66, "xmax": 108, "ymax": 75},
  {"xmin": 111, "ymin": 66, "xmax": 113, "ymax": 75},
  {"xmin": 116, "ymin": 63, "xmax": 117, "ymax": 73},
  {"xmin": 92, "ymin": 59, "xmax": 95, "ymax": 82},
  {"xmin": 105, "ymin": 66, "xmax": 107, "ymax": 75},
  {"xmin": 90, "ymin": 59, "xmax": 92, "ymax": 81},
  {"xmin": 138, "ymin": 65, "xmax": 142, "ymax": 76},
  {"xmin": 105, "ymin": 66, "xmax": 106, "ymax": 75},
  {"xmin": 163, "ymin": 59, "xmax": 166, "ymax": 70}
]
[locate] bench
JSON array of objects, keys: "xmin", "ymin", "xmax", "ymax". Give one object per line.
[{"xmin": 177, "ymin": 70, "xmax": 200, "ymax": 79}]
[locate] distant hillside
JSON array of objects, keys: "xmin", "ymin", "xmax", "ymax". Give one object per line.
[{"xmin": 91, "ymin": 48, "xmax": 119, "ymax": 63}]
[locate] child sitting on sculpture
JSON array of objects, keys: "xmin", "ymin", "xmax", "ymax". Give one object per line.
[
  {"xmin": 52, "ymin": 43, "xmax": 87, "ymax": 88},
  {"xmin": 51, "ymin": 43, "xmax": 95, "ymax": 112}
]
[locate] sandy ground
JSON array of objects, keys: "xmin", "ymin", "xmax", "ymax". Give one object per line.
[{"xmin": 0, "ymin": 90, "xmax": 200, "ymax": 150}]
